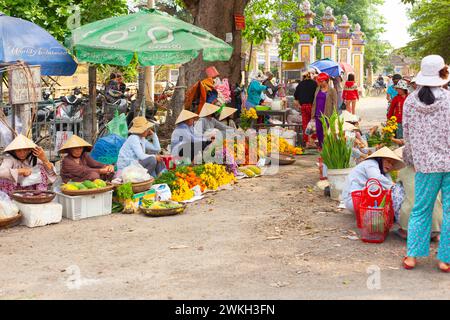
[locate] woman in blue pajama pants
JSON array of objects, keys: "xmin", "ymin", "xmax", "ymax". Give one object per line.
[
  {"xmin": 401, "ymin": 54, "xmax": 450, "ymax": 272},
  {"xmin": 407, "ymin": 173, "xmax": 450, "ymax": 263}
]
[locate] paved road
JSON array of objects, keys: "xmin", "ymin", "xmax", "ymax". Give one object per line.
[{"xmin": 357, "ymin": 95, "xmax": 389, "ymax": 130}]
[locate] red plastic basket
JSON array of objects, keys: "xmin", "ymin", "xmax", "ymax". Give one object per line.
[{"xmin": 352, "ymin": 179, "xmax": 394, "ymax": 243}]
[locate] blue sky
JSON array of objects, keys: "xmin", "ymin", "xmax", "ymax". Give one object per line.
[{"xmin": 379, "ymin": 0, "xmax": 412, "ymax": 48}]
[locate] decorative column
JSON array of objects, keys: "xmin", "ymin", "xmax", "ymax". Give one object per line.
[
  {"xmin": 337, "ymin": 15, "xmax": 352, "ymax": 65},
  {"xmin": 351, "ymin": 23, "xmax": 365, "ymax": 90},
  {"xmin": 298, "ymin": 0, "xmax": 316, "ymax": 65},
  {"xmin": 320, "ymin": 7, "xmax": 337, "ymax": 61}
]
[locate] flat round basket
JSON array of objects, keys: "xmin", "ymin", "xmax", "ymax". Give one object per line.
[
  {"xmin": 131, "ymin": 179, "xmax": 154, "ymax": 193},
  {"xmin": 12, "ymin": 190, "xmax": 56, "ymax": 204},
  {"xmin": 0, "ymin": 213, "xmax": 22, "ymax": 229},
  {"xmin": 140, "ymin": 202, "xmax": 186, "ymax": 217},
  {"xmin": 61, "ymin": 184, "xmax": 114, "ymax": 196},
  {"xmin": 269, "ymin": 154, "xmax": 296, "ymax": 165}
]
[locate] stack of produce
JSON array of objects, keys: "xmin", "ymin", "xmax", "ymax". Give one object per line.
[
  {"xmin": 154, "ymin": 164, "xmax": 236, "ymax": 202},
  {"xmin": 61, "ymin": 179, "xmax": 107, "ymax": 191},
  {"xmin": 367, "ymin": 116, "xmax": 398, "ymax": 148},
  {"xmin": 238, "ymin": 165, "xmax": 261, "ymax": 178}
]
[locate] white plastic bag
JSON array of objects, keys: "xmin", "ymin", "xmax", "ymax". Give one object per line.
[
  {"xmin": 19, "ymin": 167, "xmax": 42, "ymax": 187},
  {"xmin": 121, "ymin": 161, "xmax": 151, "ymax": 183},
  {"xmin": 151, "ymin": 184, "xmax": 172, "ymax": 201},
  {"xmin": 0, "ymin": 191, "xmax": 19, "ymax": 219}
]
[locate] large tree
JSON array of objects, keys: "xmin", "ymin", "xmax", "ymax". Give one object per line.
[
  {"xmin": 404, "ymin": 0, "xmax": 450, "ymax": 61},
  {"xmin": 162, "ymin": 0, "xmax": 250, "ymax": 131}
]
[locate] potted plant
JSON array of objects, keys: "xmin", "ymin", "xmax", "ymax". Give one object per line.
[{"xmin": 320, "ymin": 111, "xmax": 353, "ymax": 201}]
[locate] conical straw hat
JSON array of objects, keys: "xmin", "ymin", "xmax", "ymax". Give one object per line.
[
  {"xmin": 129, "ymin": 116, "xmax": 154, "ymax": 134},
  {"xmin": 176, "ymin": 109, "xmax": 199, "ymax": 125},
  {"xmin": 219, "ymin": 107, "xmax": 237, "ymax": 121},
  {"xmin": 59, "ymin": 135, "xmax": 92, "ymax": 153},
  {"xmin": 367, "ymin": 147, "xmax": 405, "ymax": 171},
  {"xmin": 199, "ymin": 103, "xmax": 220, "ymax": 118},
  {"xmin": 394, "ymin": 146, "xmax": 405, "ymax": 159},
  {"xmin": 340, "ymin": 110, "xmax": 360, "ymax": 123},
  {"xmin": 4, "ymin": 134, "xmax": 37, "ymax": 153}
]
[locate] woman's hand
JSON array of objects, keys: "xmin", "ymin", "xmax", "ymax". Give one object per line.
[
  {"xmin": 99, "ymin": 167, "xmax": 111, "ymax": 175},
  {"xmin": 18, "ymin": 168, "xmax": 32, "ymax": 177},
  {"xmin": 32, "ymin": 146, "xmax": 48, "ymax": 162},
  {"xmin": 103, "ymin": 165, "xmax": 115, "ymax": 173}
]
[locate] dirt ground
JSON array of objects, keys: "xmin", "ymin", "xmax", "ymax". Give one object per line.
[{"xmin": 1, "ymin": 97, "xmax": 449, "ymax": 300}]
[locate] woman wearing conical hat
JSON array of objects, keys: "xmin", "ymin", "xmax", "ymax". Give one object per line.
[
  {"xmin": 0, "ymin": 135, "xmax": 57, "ymax": 196},
  {"xmin": 117, "ymin": 117, "xmax": 166, "ymax": 178},
  {"xmin": 59, "ymin": 135, "xmax": 115, "ymax": 183},
  {"xmin": 219, "ymin": 107, "xmax": 238, "ymax": 129},
  {"xmin": 193, "ymin": 103, "xmax": 234, "ymax": 139},
  {"xmin": 341, "ymin": 147, "xmax": 406, "ymax": 214},
  {"xmin": 171, "ymin": 110, "xmax": 211, "ymax": 161}
]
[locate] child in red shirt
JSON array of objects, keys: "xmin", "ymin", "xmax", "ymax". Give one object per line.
[
  {"xmin": 342, "ymin": 73, "xmax": 359, "ymax": 115},
  {"xmin": 387, "ymin": 79, "xmax": 409, "ymax": 139}
]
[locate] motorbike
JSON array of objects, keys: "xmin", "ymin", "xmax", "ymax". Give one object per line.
[{"xmin": 54, "ymin": 87, "xmax": 87, "ymax": 121}]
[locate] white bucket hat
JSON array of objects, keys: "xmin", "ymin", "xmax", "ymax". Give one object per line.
[
  {"xmin": 394, "ymin": 79, "xmax": 408, "ymax": 91},
  {"xmin": 415, "ymin": 55, "xmax": 448, "ymax": 87}
]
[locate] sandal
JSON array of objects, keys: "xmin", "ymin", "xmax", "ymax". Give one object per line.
[
  {"xmin": 438, "ymin": 262, "xmax": 450, "ymax": 273},
  {"xmin": 403, "ymin": 257, "xmax": 416, "ymax": 270}
]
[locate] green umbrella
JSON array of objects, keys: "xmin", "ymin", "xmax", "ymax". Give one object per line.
[{"xmin": 67, "ymin": 9, "xmax": 233, "ymax": 66}]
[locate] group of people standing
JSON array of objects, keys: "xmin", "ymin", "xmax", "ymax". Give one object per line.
[
  {"xmin": 294, "ymin": 69, "xmax": 361, "ymax": 149},
  {"xmin": 341, "ymin": 54, "xmax": 449, "ymax": 273}
]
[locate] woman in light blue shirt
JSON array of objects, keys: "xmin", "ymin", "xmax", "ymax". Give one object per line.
[
  {"xmin": 171, "ymin": 110, "xmax": 211, "ymax": 161},
  {"xmin": 342, "ymin": 147, "xmax": 405, "ymax": 213},
  {"xmin": 117, "ymin": 117, "xmax": 166, "ymax": 177}
]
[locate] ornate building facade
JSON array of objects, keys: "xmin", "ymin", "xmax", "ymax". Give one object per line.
[{"xmin": 297, "ymin": 0, "xmax": 366, "ymax": 89}]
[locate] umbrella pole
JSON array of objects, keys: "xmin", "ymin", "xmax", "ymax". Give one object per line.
[{"xmin": 145, "ymin": 0, "xmax": 156, "ymax": 105}]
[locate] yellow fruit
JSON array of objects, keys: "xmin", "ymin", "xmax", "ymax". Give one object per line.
[
  {"xmin": 247, "ymin": 165, "xmax": 261, "ymax": 175},
  {"xmin": 62, "ymin": 184, "xmax": 78, "ymax": 191}
]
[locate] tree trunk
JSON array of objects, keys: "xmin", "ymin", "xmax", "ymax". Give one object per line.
[
  {"xmin": 183, "ymin": 0, "xmax": 248, "ymax": 89},
  {"xmin": 163, "ymin": 0, "xmax": 249, "ymax": 140}
]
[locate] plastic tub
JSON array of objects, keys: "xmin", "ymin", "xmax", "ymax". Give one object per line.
[{"xmin": 55, "ymin": 191, "xmax": 113, "ymax": 221}]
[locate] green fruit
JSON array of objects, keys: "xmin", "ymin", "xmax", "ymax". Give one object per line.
[
  {"xmin": 73, "ymin": 182, "xmax": 87, "ymax": 190},
  {"xmin": 94, "ymin": 179, "xmax": 107, "ymax": 188},
  {"xmin": 82, "ymin": 180, "xmax": 97, "ymax": 189}
]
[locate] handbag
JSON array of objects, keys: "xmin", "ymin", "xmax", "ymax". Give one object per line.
[
  {"xmin": 340, "ymin": 102, "xmax": 347, "ymax": 110},
  {"xmin": 305, "ymin": 119, "xmax": 316, "ymax": 136}
]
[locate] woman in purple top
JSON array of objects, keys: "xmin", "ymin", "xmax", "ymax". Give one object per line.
[{"xmin": 311, "ymin": 73, "xmax": 338, "ymax": 148}]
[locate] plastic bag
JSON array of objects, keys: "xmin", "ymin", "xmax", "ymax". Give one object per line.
[
  {"xmin": 91, "ymin": 134, "xmax": 126, "ymax": 165},
  {"xmin": 121, "ymin": 162, "xmax": 151, "ymax": 183},
  {"xmin": 305, "ymin": 119, "xmax": 316, "ymax": 136},
  {"xmin": 107, "ymin": 111, "xmax": 128, "ymax": 139},
  {"xmin": 151, "ymin": 184, "xmax": 172, "ymax": 201},
  {"xmin": 0, "ymin": 191, "xmax": 19, "ymax": 219},
  {"xmin": 19, "ymin": 167, "xmax": 42, "ymax": 187}
]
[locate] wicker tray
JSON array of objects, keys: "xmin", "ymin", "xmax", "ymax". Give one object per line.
[
  {"xmin": 113, "ymin": 179, "xmax": 154, "ymax": 194},
  {"xmin": 0, "ymin": 213, "xmax": 22, "ymax": 229},
  {"xmin": 269, "ymin": 154, "xmax": 296, "ymax": 165},
  {"xmin": 140, "ymin": 201, "xmax": 186, "ymax": 217},
  {"xmin": 131, "ymin": 179, "xmax": 154, "ymax": 193},
  {"xmin": 12, "ymin": 190, "xmax": 56, "ymax": 204},
  {"xmin": 61, "ymin": 184, "xmax": 114, "ymax": 196}
]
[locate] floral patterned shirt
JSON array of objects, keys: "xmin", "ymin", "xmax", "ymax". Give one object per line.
[{"xmin": 402, "ymin": 87, "xmax": 450, "ymax": 173}]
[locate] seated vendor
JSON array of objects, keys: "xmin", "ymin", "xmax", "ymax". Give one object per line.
[
  {"xmin": 171, "ymin": 110, "xmax": 211, "ymax": 161},
  {"xmin": 117, "ymin": 116, "xmax": 166, "ymax": 178},
  {"xmin": 342, "ymin": 147, "xmax": 405, "ymax": 215},
  {"xmin": 219, "ymin": 107, "xmax": 238, "ymax": 129},
  {"xmin": 246, "ymin": 71, "xmax": 268, "ymax": 109},
  {"xmin": 0, "ymin": 134, "xmax": 56, "ymax": 196},
  {"xmin": 194, "ymin": 103, "xmax": 234, "ymax": 140},
  {"xmin": 59, "ymin": 135, "xmax": 114, "ymax": 183}
]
